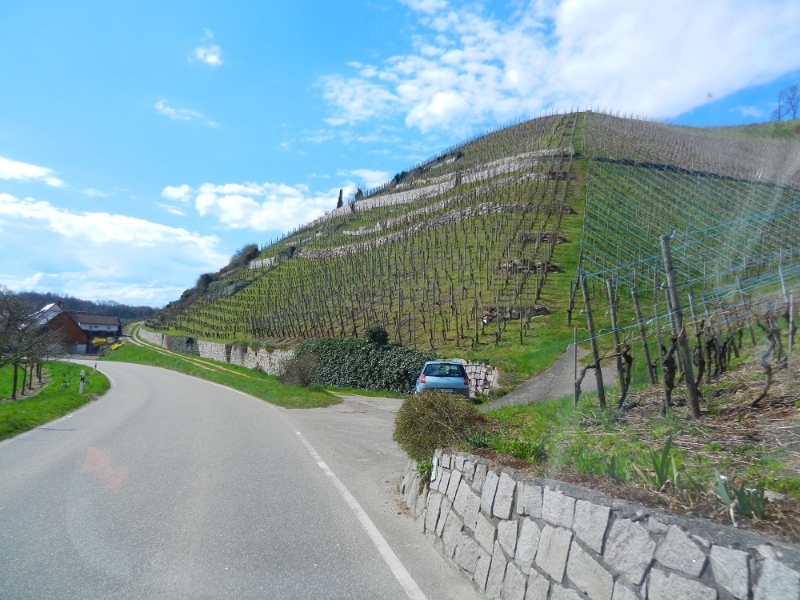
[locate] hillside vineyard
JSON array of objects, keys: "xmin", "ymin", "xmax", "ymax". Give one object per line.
[{"xmin": 149, "ymin": 112, "xmax": 800, "ymax": 359}]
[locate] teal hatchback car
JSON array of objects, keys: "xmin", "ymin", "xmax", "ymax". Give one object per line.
[{"xmin": 415, "ymin": 361, "xmax": 470, "ymax": 398}]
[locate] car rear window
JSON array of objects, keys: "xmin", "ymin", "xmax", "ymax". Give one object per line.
[{"xmin": 423, "ymin": 363, "xmax": 466, "ymax": 377}]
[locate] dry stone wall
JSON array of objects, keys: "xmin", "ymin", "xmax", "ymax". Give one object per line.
[
  {"xmin": 446, "ymin": 359, "xmax": 500, "ymax": 397},
  {"xmin": 401, "ymin": 450, "xmax": 800, "ymax": 600},
  {"xmin": 136, "ymin": 327, "xmax": 292, "ymax": 376}
]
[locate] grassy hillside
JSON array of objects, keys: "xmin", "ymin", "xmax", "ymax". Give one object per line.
[{"xmin": 147, "ymin": 112, "xmax": 800, "ymax": 380}]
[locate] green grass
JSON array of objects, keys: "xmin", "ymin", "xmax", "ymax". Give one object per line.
[
  {"xmin": 0, "ymin": 362, "xmax": 110, "ymax": 441},
  {"xmin": 102, "ymin": 343, "xmax": 341, "ymax": 409},
  {"xmin": 477, "ymin": 361, "xmax": 798, "ymax": 499}
]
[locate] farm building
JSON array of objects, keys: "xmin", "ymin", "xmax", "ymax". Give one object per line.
[{"xmin": 31, "ymin": 303, "xmax": 122, "ymax": 354}]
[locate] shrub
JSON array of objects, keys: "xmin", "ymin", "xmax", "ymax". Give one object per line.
[
  {"xmin": 294, "ymin": 337, "xmax": 434, "ymax": 394},
  {"xmin": 366, "ymin": 325, "xmax": 389, "ymax": 346},
  {"xmin": 278, "ymin": 353, "xmax": 321, "ymax": 387},
  {"xmin": 393, "ymin": 391, "xmax": 485, "ymax": 461}
]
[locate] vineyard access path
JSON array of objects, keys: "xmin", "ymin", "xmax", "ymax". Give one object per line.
[{"xmin": 483, "ymin": 346, "xmax": 615, "ymax": 410}]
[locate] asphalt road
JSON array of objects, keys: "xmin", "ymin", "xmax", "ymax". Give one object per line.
[{"xmin": 0, "ymin": 361, "xmax": 480, "ymax": 600}]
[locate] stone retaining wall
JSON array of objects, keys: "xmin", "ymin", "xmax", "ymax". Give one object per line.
[
  {"xmin": 136, "ymin": 328, "xmax": 292, "ymax": 376},
  {"xmin": 447, "ymin": 359, "xmax": 500, "ymax": 397},
  {"xmin": 401, "ymin": 450, "xmax": 800, "ymax": 600},
  {"xmin": 137, "ymin": 327, "xmax": 169, "ymax": 347}
]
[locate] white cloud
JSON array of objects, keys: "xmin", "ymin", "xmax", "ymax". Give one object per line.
[
  {"xmin": 350, "ymin": 169, "xmax": 391, "ymax": 188},
  {"xmin": 0, "ymin": 193, "xmax": 227, "ymax": 306},
  {"xmin": 156, "ymin": 203, "xmax": 186, "ymax": 216},
  {"xmin": 165, "ymin": 181, "xmax": 358, "ymax": 232},
  {"xmin": 194, "ymin": 45, "xmax": 223, "ymax": 67},
  {"xmin": 321, "ymin": 0, "xmax": 800, "ymax": 131},
  {"xmin": 82, "ymin": 188, "xmax": 111, "ymax": 197},
  {"xmin": 193, "ymin": 29, "xmax": 223, "ymax": 67},
  {"xmin": 161, "ymin": 184, "xmax": 194, "ymax": 203},
  {"xmin": 0, "ymin": 156, "xmax": 66, "ymax": 187},
  {"xmin": 154, "ymin": 100, "xmax": 218, "ymax": 126},
  {"xmin": 401, "ymin": 0, "xmax": 448, "ymax": 14},
  {"xmin": 730, "ymin": 105, "xmax": 768, "ymax": 118}
]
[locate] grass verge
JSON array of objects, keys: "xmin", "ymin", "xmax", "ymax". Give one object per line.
[
  {"xmin": 0, "ymin": 362, "xmax": 110, "ymax": 441},
  {"xmin": 102, "ymin": 343, "xmax": 340, "ymax": 409}
]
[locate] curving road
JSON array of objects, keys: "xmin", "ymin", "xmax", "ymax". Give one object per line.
[{"xmin": 0, "ymin": 361, "xmax": 479, "ymax": 600}]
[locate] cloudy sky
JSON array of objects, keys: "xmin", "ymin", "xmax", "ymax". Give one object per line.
[{"xmin": 1, "ymin": 0, "xmax": 799, "ymax": 306}]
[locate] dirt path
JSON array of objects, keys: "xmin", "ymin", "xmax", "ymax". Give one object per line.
[{"xmin": 482, "ymin": 345, "xmax": 616, "ymax": 411}]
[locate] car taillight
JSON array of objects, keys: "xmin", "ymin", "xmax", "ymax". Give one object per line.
[
  {"xmin": 464, "ymin": 376, "xmax": 470, "ymax": 386},
  {"xmin": 420, "ymin": 374, "xmax": 426, "ymax": 384}
]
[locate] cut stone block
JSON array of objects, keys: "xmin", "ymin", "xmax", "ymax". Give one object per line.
[
  {"xmin": 654, "ymin": 525, "xmax": 707, "ymax": 577},
  {"xmin": 453, "ymin": 478, "xmax": 472, "ymax": 517},
  {"xmin": 566, "ymin": 540, "xmax": 613, "ymax": 600},
  {"xmin": 425, "ymin": 491, "xmax": 443, "ymax": 533},
  {"xmin": 446, "ymin": 469, "xmax": 462, "ymax": 501},
  {"xmin": 454, "ymin": 455, "xmax": 466, "ymax": 471},
  {"xmin": 542, "ymin": 487, "xmax": 576, "ymax": 529},
  {"xmin": 573, "ymin": 500, "xmax": 610, "ymax": 554},
  {"xmin": 501, "ymin": 562, "xmax": 527, "ymax": 600},
  {"xmin": 487, "ymin": 542, "xmax": 509, "ymax": 599},
  {"xmin": 475, "ymin": 511, "xmax": 498, "ymax": 552},
  {"xmin": 454, "ymin": 535, "xmax": 482, "ymax": 574},
  {"xmin": 438, "ymin": 469, "xmax": 451, "ymax": 493},
  {"xmin": 440, "ymin": 452, "xmax": 451, "ymax": 469},
  {"xmin": 414, "ymin": 486, "xmax": 428, "ymax": 518},
  {"xmin": 709, "ymin": 545, "xmax": 749, "ymax": 599},
  {"xmin": 515, "ymin": 518, "xmax": 541, "ymax": 574},
  {"xmin": 474, "ymin": 546, "xmax": 492, "ymax": 591},
  {"xmin": 464, "ymin": 489, "xmax": 482, "ymax": 532},
  {"xmin": 516, "ymin": 481, "xmax": 543, "ymax": 518},
  {"xmin": 754, "ymin": 558, "xmax": 800, "ymax": 600},
  {"xmin": 498, "ymin": 520, "xmax": 519, "ymax": 557},
  {"xmin": 463, "ymin": 459, "xmax": 476, "ymax": 480},
  {"xmin": 551, "ymin": 587, "xmax": 582, "ymax": 600},
  {"xmin": 442, "ymin": 511, "xmax": 464, "ymax": 558},
  {"xmin": 535, "ymin": 525, "xmax": 573, "ymax": 583},
  {"xmin": 473, "ymin": 463, "xmax": 488, "ymax": 492},
  {"xmin": 493, "ymin": 471, "xmax": 517, "ymax": 519},
  {"xmin": 604, "ymin": 518, "xmax": 656, "ymax": 585},
  {"xmin": 482, "ymin": 470, "xmax": 501, "ymax": 516},
  {"xmin": 524, "ymin": 571, "xmax": 550, "ymax": 600},
  {"xmin": 611, "ymin": 582, "xmax": 641, "ymax": 600},
  {"xmin": 645, "ymin": 518, "xmax": 669, "ymax": 534},
  {"xmin": 647, "ymin": 568, "xmax": 716, "ymax": 600},
  {"xmin": 436, "ymin": 498, "xmax": 452, "ymax": 537}
]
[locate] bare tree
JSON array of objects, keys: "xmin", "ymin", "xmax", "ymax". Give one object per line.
[
  {"xmin": 1, "ymin": 288, "xmax": 63, "ymax": 399},
  {"xmin": 773, "ymin": 85, "xmax": 799, "ymax": 122}
]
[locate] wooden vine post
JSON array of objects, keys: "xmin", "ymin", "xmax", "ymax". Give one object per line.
[
  {"xmin": 631, "ymin": 287, "xmax": 657, "ymax": 384},
  {"xmin": 606, "ymin": 280, "xmax": 625, "ymax": 407},
  {"xmin": 580, "ymin": 275, "xmax": 606, "ymax": 409},
  {"xmin": 660, "ymin": 235, "xmax": 701, "ymax": 419}
]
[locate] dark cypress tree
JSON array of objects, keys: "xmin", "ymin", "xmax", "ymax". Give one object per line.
[{"xmin": 336, "ymin": 189, "xmax": 343, "ymax": 209}]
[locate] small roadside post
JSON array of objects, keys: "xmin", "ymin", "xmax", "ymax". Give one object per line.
[{"xmin": 79, "ymin": 370, "xmax": 86, "ymax": 395}]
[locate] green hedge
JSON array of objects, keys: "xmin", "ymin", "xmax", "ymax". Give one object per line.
[{"xmin": 295, "ymin": 337, "xmax": 434, "ymax": 394}]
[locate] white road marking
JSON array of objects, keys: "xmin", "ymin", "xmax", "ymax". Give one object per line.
[{"xmin": 295, "ymin": 430, "xmax": 428, "ymax": 600}]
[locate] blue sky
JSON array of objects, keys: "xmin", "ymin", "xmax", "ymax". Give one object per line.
[{"xmin": 1, "ymin": 0, "xmax": 799, "ymax": 306}]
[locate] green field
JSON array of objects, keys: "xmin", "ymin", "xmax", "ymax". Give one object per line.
[{"xmin": 0, "ymin": 362, "xmax": 110, "ymax": 441}]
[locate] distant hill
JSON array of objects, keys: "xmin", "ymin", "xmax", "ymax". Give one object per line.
[
  {"xmin": 18, "ymin": 291, "xmax": 157, "ymax": 323},
  {"xmin": 146, "ymin": 111, "xmax": 800, "ymax": 378}
]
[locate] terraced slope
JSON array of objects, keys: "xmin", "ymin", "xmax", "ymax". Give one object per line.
[
  {"xmin": 576, "ymin": 114, "xmax": 800, "ymax": 359},
  {"xmin": 148, "ymin": 112, "xmax": 800, "ymax": 378}
]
